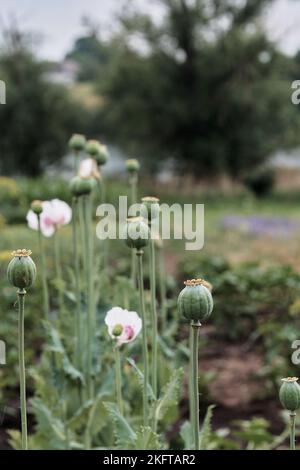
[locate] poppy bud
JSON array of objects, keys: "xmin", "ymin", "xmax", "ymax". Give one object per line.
[
  {"xmin": 69, "ymin": 134, "xmax": 86, "ymax": 152},
  {"xmin": 95, "ymin": 144, "xmax": 109, "ymax": 166},
  {"xmin": 125, "ymin": 159, "xmax": 140, "ymax": 174},
  {"xmin": 69, "ymin": 176, "xmax": 94, "ymax": 197},
  {"xmin": 7, "ymin": 249, "xmax": 36, "ymax": 289},
  {"xmin": 86, "ymin": 139, "xmax": 101, "ymax": 157},
  {"xmin": 279, "ymin": 377, "xmax": 300, "ymax": 412},
  {"xmin": 31, "ymin": 200, "xmax": 43, "ymax": 215},
  {"xmin": 125, "ymin": 217, "xmax": 149, "ymax": 251},
  {"xmin": 178, "ymin": 279, "xmax": 213, "ymax": 324}
]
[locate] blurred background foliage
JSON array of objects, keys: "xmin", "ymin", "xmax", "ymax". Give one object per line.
[{"xmin": 0, "ymin": 0, "xmax": 300, "ymax": 180}]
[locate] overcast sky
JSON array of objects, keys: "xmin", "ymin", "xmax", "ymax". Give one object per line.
[{"xmin": 0, "ymin": 0, "xmax": 300, "ymax": 60}]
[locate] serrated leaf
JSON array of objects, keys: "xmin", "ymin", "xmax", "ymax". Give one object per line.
[
  {"xmin": 31, "ymin": 398, "xmax": 65, "ymax": 442},
  {"xmin": 64, "ymin": 291, "xmax": 77, "ymax": 303},
  {"xmin": 67, "ymin": 400, "xmax": 94, "ymax": 431},
  {"xmin": 126, "ymin": 357, "xmax": 155, "ymax": 401},
  {"xmin": 104, "ymin": 402, "xmax": 136, "ymax": 447},
  {"xmin": 180, "ymin": 420, "xmax": 193, "ymax": 450},
  {"xmin": 199, "ymin": 404, "xmax": 215, "ymax": 450},
  {"xmin": 86, "ymin": 394, "xmax": 108, "ymax": 437},
  {"xmin": 124, "ymin": 426, "xmax": 163, "ymax": 450},
  {"xmin": 154, "ymin": 368, "xmax": 184, "ymax": 423},
  {"xmin": 44, "ymin": 323, "xmax": 64, "ymax": 354},
  {"xmin": 62, "ymin": 356, "xmax": 85, "ymax": 385},
  {"xmin": 157, "ymin": 336, "xmax": 175, "ymax": 359},
  {"xmin": 43, "ymin": 323, "xmax": 84, "ymax": 385}
]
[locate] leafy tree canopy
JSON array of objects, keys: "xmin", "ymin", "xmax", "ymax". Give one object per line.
[
  {"xmin": 98, "ymin": 0, "xmax": 300, "ymax": 177},
  {"xmin": 0, "ymin": 26, "xmax": 88, "ymax": 176}
]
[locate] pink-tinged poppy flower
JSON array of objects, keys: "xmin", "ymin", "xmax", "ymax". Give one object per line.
[
  {"xmin": 105, "ymin": 307, "xmax": 142, "ymax": 347},
  {"xmin": 78, "ymin": 158, "xmax": 100, "ymax": 180},
  {"xmin": 26, "ymin": 199, "xmax": 72, "ymax": 238}
]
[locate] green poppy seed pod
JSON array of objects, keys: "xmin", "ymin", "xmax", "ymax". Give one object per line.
[
  {"xmin": 178, "ymin": 279, "xmax": 213, "ymax": 324},
  {"xmin": 7, "ymin": 249, "xmax": 36, "ymax": 289},
  {"xmin": 86, "ymin": 139, "xmax": 101, "ymax": 157},
  {"xmin": 279, "ymin": 377, "xmax": 300, "ymax": 412},
  {"xmin": 95, "ymin": 144, "xmax": 109, "ymax": 166},
  {"xmin": 125, "ymin": 217, "xmax": 150, "ymax": 251},
  {"xmin": 69, "ymin": 134, "xmax": 86, "ymax": 152},
  {"xmin": 141, "ymin": 197, "xmax": 160, "ymax": 223},
  {"xmin": 69, "ymin": 176, "xmax": 94, "ymax": 197},
  {"xmin": 112, "ymin": 324, "xmax": 123, "ymax": 337},
  {"xmin": 126, "ymin": 159, "xmax": 140, "ymax": 173},
  {"xmin": 31, "ymin": 200, "xmax": 43, "ymax": 215}
]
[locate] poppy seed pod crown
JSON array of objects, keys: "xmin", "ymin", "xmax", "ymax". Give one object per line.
[
  {"xmin": 69, "ymin": 176, "xmax": 94, "ymax": 197},
  {"xmin": 178, "ymin": 279, "xmax": 213, "ymax": 324},
  {"xmin": 69, "ymin": 134, "xmax": 86, "ymax": 152},
  {"xmin": 7, "ymin": 249, "xmax": 36, "ymax": 289},
  {"xmin": 125, "ymin": 217, "xmax": 150, "ymax": 251},
  {"xmin": 279, "ymin": 377, "xmax": 300, "ymax": 412}
]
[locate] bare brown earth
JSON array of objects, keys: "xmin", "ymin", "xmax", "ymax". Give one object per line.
[{"xmin": 201, "ymin": 344, "xmax": 263, "ymax": 408}]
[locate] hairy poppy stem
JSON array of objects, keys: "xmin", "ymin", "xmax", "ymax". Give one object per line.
[
  {"xmin": 115, "ymin": 346, "xmax": 123, "ymax": 414},
  {"xmin": 37, "ymin": 215, "xmax": 49, "ymax": 319},
  {"xmin": 191, "ymin": 322, "xmax": 200, "ymax": 450},
  {"xmin": 136, "ymin": 250, "xmax": 149, "ymax": 427},
  {"xmin": 53, "ymin": 230, "xmax": 64, "ymax": 312},
  {"xmin": 129, "ymin": 175, "xmax": 137, "ymax": 285},
  {"xmin": 149, "ymin": 237, "xmax": 158, "ymax": 399},
  {"xmin": 17, "ymin": 288, "xmax": 28, "ymax": 450},
  {"xmin": 290, "ymin": 412, "xmax": 296, "ymax": 450},
  {"xmin": 83, "ymin": 194, "xmax": 95, "ymax": 399},
  {"xmin": 72, "ymin": 197, "xmax": 81, "ymax": 368}
]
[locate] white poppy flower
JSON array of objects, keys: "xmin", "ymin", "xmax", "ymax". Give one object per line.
[
  {"xmin": 26, "ymin": 199, "xmax": 72, "ymax": 238},
  {"xmin": 105, "ymin": 306, "xmax": 142, "ymax": 346}
]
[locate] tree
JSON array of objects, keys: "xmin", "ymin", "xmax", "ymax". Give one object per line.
[
  {"xmin": 0, "ymin": 26, "xmax": 87, "ymax": 176},
  {"xmin": 99, "ymin": 0, "xmax": 300, "ymax": 177},
  {"xmin": 66, "ymin": 17, "xmax": 115, "ymax": 82}
]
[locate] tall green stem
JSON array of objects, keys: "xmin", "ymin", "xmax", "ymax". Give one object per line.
[
  {"xmin": 290, "ymin": 412, "xmax": 296, "ymax": 450},
  {"xmin": 37, "ymin": 215, "xmax": 49, "ymax": 319},
  {"xmin": 189, "ymin": 328, "xmax": 195, "ymax": 429},
  {"xmin": 72, "ymin": 198, "xmax": 81, "ymax": 368},
  {"xmin": 191, "ymin": 323, "xmax": 200, "ymax": 450},
  {"xmin": 129, "ymin": 174, "xmax": 137, "ymax": 285},
  {"xmin": 96, "ymin": 176, "xmax": 108, "ymax": 287},
  {"xmin": 149, "ymin": 237, "xmax": 158, "ymax": 398},
  {"xmin": 100, "ymin": 175, "xmax": 106, "ymax": 204},
  {"xmin": 79, "ymin": 197, "xmax": 87, "ymax": 275},
  {"xmin": 54, "ymin": 229, "xmax": 64, "ymax": 312},
  {"xmin": 136, "ymin": 250, "xmax": 149, "ymax": 427},
  {"xmin": 83, "ymin": 195, "xmax": 94, "ymax": 398},
  {"xmin": 129, "ymin": 174, "xmax": 137, "ymax": 206},
  {"xmin": 115, "ymin": 346, "xmax": 123, "ymax": 414},
  {"xmin": 17, "ymin": 289, "xmax": 28, "ymax": 450},
  {"xmin": 74, "ymin": 150, "xmax": 80, "ymax": 173},
  {"xmin": 158, "ymin": 245, "xmax": 167, "ymax": 331}
]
